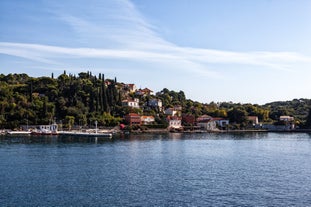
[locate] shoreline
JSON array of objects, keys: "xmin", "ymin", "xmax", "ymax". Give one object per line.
[
  {"xmin": 1, "ymin": 128, "xmax": 311, "ymax": 136},
  {"xmin": 119, "ymin": 128, "xmax": 311, "ymax": 134}
]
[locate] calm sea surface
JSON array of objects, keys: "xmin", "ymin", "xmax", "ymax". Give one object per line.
[{"xmin": 1, "ymin": 132, "xmax": 311, "ymax": 206}]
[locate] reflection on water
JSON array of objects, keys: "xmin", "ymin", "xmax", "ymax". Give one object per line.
[
  {"xmin": 1, "ymin": 132, "xmax": 309, "ymax": 144},
  {"xmin": 0, "ymin": 135, "xmax": 114, "ymax": 144}
]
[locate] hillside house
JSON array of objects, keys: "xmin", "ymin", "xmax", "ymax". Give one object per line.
[
  {"xmin": 122, "ymin": 98, "xmax": 140, "ymax": 108},
  {"xmin": 164, "ymin": 106, "xmax": 182, "ymax": 117},
  {"xmin": 135, "ymin": 88, "xmax": 154, "ymax": 96},
  {"xmin": 164, "ymin": 108, "xmax": 178, "ymax": 116},
  {"xmin": 173, "ymin": 105, "xmax": 182, "ymax": 111},
  {"xmin": 124, "ymin": 84, "xmax": 136, "ymax": 93},
  {"xmin": 147, "ymin": 98, "xmax": 163, "ymax": 111}
]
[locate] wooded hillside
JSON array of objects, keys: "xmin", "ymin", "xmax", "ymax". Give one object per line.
[{"xmin": 1, "ymin": 72, "xmax": 310, "ymax": 129}]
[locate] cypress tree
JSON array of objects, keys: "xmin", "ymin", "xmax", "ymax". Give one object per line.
[
  {"xmin": 306, "ymin": 108, "xmax": 311, "ymax": 128},
  {"xmin": 100, "ymin": 85, "xmax": 104, "ymax": 112},
  {"xmin": 103, "ymin": 80, "xmax": 110, "ymax": 112},
  {"xmin": 29, "ymin": 80, "xmax": 33, "ymax": 103}
]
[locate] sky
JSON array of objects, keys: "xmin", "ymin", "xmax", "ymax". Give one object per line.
[{"xmin": 1, "ymin": 0, "xmax": 311, "ymax": 104}]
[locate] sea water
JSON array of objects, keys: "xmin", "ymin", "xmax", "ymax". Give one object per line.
[{"xmin": 1, "ymin": 132, "xmax": 310, "ymax": 206}]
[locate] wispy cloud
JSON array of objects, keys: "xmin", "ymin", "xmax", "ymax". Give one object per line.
[
  {"xmin": 0, "ymin": 0, "xmax": 310, "ymax": 76},
  {"xmin": 1, "ymin": 41, "xmax": 309, "ymax": 74}
]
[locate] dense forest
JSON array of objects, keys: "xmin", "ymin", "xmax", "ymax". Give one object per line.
[{"xmin": 0, "ymin": 72, "xmax": 311, "ymax": 129}]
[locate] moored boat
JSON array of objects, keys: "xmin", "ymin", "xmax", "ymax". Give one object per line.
[
  {"xmin": 7, "ymin": 131, "xmax": 32, "ymax": 135},
  {"xmin": 31, "ymin": 123, "xmax": 58, "ymax": 135},
  {"xmin": 58, "ymin": 131, "xmax": 112, "ymax": 138}
]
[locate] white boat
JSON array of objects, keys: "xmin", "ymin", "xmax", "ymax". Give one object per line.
[
  {"xmin": 58, "ymin": 121, "xmax": 112, "ymax": 138},
  {"xmin": 59, "ymin": 131, "xmax": 112, "ymax": 138},
  {"xmin": 7, "ymin": 131, "xmax": 32, "ymax": 135},
  {"xmin": 31, "ymin": 123, "xmax": 59, "ymax": 135}
]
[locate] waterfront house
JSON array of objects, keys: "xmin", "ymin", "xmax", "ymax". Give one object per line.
[
  {"xmin": 212, "ymin": 117, "xmax": 229, "ymax": 129},
  {"xmin": 279, "ymin": 115, "xmax": 295, "ymax": 129},
  {"xmin": 262, "ymin": 115, "xmax": 295, "ymax": 131},
  {"xmin": 247, "ymin": 116, "xmax": 259, "ymax": 125},
  {"xmin": 196, "ymin": 115, "xmax": 212, "ymax": 122},
  {"xmin": 197, "ymin": 119, "xmax": 218, "ymax": 131},
  {"xmin": 124, "ymin": 113, "xmax": 141, "ymax": 126},
  {"xmin": 196, "ymin": 115, "xmax": 224, "ymax": 131},
  {"xmin": 280, "ymin": 116, "xmax": 294, "ymax": 122},
  {"xmin": 167, "ymin": 116, "xmax": 182, "ymax": 129},
  {"xmin": 141, "ymin": 116, "xmax": 155, "ymax": 125}
]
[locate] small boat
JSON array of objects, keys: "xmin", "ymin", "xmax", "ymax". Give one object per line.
[
  {"xmin": 31, "ymin": 128, "xmax": 58, "ymax": 135},
  {"xmin": 7, "ymin": 131, "xmax": 32, "ymax": 135},
  {"xmin": 31, "ymin": 123, "xmax": 58, "ymax": 135},
  {"xmin": 58, "ymin": 121, "xmax": 112, "ymax": 138},
  {"xmin": 59, "ymin": 131, "xmax": 112, "ymax": 138}
]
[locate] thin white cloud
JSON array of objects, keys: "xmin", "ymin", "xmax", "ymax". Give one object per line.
[{"xmin": 1, "ymin": 41, "xmax": 309, "ymax": 73}]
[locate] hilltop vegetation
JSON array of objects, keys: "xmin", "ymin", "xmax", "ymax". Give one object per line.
[{"xmin": 0, "ymin": 72, "xmax": 310, "ymax": 129}]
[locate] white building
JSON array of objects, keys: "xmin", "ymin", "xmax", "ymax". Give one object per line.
[
  {"xmin": 141, "ymin": 116, "xmax": 155, "ymax": 125},
  {"xmin": 122, "ymin": 98, "xmax": 140, "ymax": 108},
  {"xmin": 197, "ymin": 120, "xmax": 218, "ymax": 131},
  {"xmin": 148, "ymin": 98, "xmax": 162, "ymax": 108},
  {"xmin": 280, "ymin": 116, "xmax": 294, "ymax": 122},
  {"xmin": 169, "ymin": 119, "xmax": 182, "ymax": 129},
  {"xmin": 212, "ymin": 118, "xmax": 229, "ymax": 128}
]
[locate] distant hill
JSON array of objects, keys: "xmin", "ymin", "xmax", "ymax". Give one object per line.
[{"xmin": 264, "ymin": 99, "xmax": 311, "ymax": 123}]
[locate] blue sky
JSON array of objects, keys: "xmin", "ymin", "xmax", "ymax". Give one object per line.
[{"xmin": 1, "ymin": 0, "xmax": 311, "ymax": 104}]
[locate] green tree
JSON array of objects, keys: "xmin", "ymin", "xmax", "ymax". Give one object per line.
[
  {"xmin": 65, "ymin": 115, "xmax": 75, "ymax": 130},
  {"xmin": 228, "ymin": 107, "xmax": 248, "ymax": 124}
]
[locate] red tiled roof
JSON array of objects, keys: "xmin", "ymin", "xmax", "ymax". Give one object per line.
[
  {"xmin": 247, "ymin": 116, "xmax": 258, "ymax": 120},
  {"xmin": 127, "ymin": 113, "xmax": 140, "ymax": 116},
  {"xmin": 212, "ymin": 117, "xmax": 228, "ymax": 121}
]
